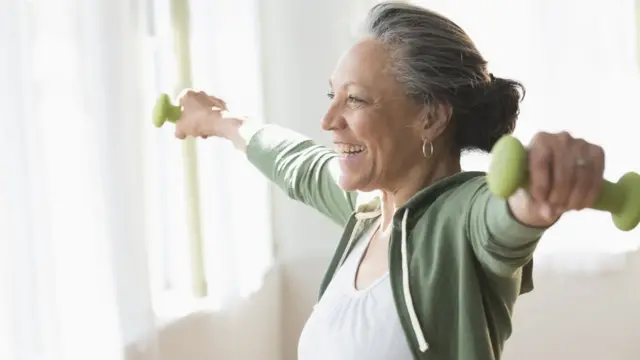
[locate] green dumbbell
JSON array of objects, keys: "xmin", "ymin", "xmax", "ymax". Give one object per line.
[
  {"xmin": 487, "ymin": 135, "xmax": 640, "ymax": 231},
  {"xmin": 152, "ymin": 93, "xmax": 182, "ymax": 128}
]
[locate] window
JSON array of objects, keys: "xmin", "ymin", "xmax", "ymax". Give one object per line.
[
  {"xmin": 141, "ymin": 0, "xmax": 273, "ymax": 315},
  {"xmin": 141, "ymin": 0, "xmax": 199, "ymax": 309}
]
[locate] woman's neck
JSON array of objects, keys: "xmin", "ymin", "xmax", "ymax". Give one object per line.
[{"xmin": 378, "ymin": 157, "xmax": 461, "ymax": 233}]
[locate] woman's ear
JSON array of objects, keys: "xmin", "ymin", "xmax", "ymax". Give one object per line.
[{"xmin": 418, "ymin": 102, "xmax": 452, "ymax": 139}]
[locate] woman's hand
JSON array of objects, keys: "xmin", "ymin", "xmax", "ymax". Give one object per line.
[
  {"xmin": 508, "ymin": 131, "xmax": 605, "ymax": 228},
  {"xmin": 174, "ymin": 90, "xmax": 240, "ymax": 140}
]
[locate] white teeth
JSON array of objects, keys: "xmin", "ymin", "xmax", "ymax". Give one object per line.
[{"xmin": 336, "ymin": 144, "xmax": 366, "ymax": 154}]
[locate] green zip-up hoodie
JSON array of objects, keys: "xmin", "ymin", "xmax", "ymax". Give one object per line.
[{"xmin": 246, "ymin": 124, "xmax": 546, "ymax": 360}]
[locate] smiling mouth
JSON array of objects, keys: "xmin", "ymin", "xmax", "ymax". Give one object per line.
[{"xmin": 335, "ymin": 144, "xmax": 367, "ymax": 156}]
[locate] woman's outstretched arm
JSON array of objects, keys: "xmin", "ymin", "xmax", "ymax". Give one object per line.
[
  {"xmin": 223, "ymin": 118, "xmax": 358, "ymax": 226},
  {"xmin": 175, "ymin": 91, "xmax": 358, "ymax": 226}
]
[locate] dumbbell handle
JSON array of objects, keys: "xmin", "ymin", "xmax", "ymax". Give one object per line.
[
  {"xmin": 487, "ymin": 135, "xmax": 640, "ymax": 231},
  {"xmin": 592, "ymin": 181, "xmax": 626, "ymax": 214}
]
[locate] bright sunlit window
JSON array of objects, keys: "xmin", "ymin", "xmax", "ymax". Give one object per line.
[
  {"xmin": 141, "ymin": 0, "xmax": 193, "ymax": 309},
  {"xmin": 140, "ymin": 0, "xmax": 274, "ymax": 315}
]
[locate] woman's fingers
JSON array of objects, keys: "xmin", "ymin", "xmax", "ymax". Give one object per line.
[
  {"xmin": 566, "ymin": 141, "xmax": 605, "ymax": 210},
  {"xmin": 525, "ymin": 131, "xmax": 606, "ymax": 223},
  {"xmin": 174, "ymin": 90, "xmax": 228, "ymax": 139},
  {"xmin": 207, "ymin": 95, "xmax": 228, "ymax": 111},
  {"xmin": 528, "ymin": 132, "xmax": 553, "ymax": 204},
  {"xmin": 546, "ymin": 132, "xmax": 572, "ymax": 211}
]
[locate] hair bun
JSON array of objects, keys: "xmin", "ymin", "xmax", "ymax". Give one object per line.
[{"xmin": 453, "ymin": 76, "xmax": 525, "ymax": 152}]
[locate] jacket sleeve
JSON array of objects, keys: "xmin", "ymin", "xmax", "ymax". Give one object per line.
[
  {"xmin": 466, "ymin": 179, "xmax": 547, "ymax": 279},
  {"xmin": 245, "ymin": 124, "xmax": 358, "ymax": 226}
]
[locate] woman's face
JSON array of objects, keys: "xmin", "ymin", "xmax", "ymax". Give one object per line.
[{"xmin": 322, "ymin": 38, "xmax": 426, "ymax": 192}]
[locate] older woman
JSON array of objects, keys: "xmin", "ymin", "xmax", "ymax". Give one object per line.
[{"xmin": 174, "ymin": 2, "xmax": 604, "ymax": 359}]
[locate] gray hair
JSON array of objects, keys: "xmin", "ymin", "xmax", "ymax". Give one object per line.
[{"xmin": 361, "ymin": 1, "xmax": 524, "ymax": 153}]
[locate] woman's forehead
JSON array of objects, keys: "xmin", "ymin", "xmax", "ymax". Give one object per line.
[{"xmin": 329, "ymin": 39, "xmax": 396, "ymax": 90}]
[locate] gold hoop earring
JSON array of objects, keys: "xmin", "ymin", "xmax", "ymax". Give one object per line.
[{"xmin": 421, "ymin": 138, "xmax": 434, "ymax": 159}]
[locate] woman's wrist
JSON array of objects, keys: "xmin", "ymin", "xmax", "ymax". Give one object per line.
[
  {"xmin": 214, "ymin": 115, "xmax": 261, "ymax": 153},
  {"xmin": 507, "ymin": 189, "xmax": 560, "ymax": 228}
]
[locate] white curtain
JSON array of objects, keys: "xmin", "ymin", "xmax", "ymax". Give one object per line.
[
  {"xmin": 1, "ymin": 1, "xmax": 150, "ymax": 359},
  {"xmin": 395, "ymin": 0, "xmax": 640, "ymax": 274},
  {"xmin": 0, "ymin": 0, "xmax": 271, "ymax": 359}
]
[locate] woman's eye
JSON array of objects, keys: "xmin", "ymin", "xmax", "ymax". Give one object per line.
[
  {"xmin": 347, "ymin": 95, "xmax": 364, "ymax": 104},
  {"xmin": 326, "ymin": 92, "xmax": 365, "ymax": 105}
]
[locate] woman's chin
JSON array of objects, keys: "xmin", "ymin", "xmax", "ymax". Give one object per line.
[
  {"xmin": 338, "ymin": 172, "xmax": 376, "ymax": 192},
  {"xmin": 337, "ymin": 152, "xmax": 372, "ymax": 191},
  {"xmin": 337, "ymin": 174, "xmax": 360, "ymax": 191}
]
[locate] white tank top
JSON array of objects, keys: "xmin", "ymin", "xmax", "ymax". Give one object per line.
[{"xmin": 297, "ymin": 223, "xmax": 413, "ymax": 360}]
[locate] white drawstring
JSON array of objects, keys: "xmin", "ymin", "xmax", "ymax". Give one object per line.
[{"xmin": 401, "ymin": 209, "xmax": 429, "ymax": 352}]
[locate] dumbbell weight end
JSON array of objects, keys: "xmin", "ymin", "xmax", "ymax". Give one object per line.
[{"xmin": 152, "ymin": 93, "xmax": 182, "ymax": 128}]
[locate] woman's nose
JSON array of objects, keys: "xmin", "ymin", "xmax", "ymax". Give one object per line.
[{"xmin": 321, "ymin": 106, "xmax": 346, "ymax": 131}]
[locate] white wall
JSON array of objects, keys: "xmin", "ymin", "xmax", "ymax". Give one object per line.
[
  {"xmin": 129, "ymin": 1, "xmax": 640, "ymax": 359},
  {"xmin": 503, "ymin": 255, "xmax": 640, "ymax": 360}
]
